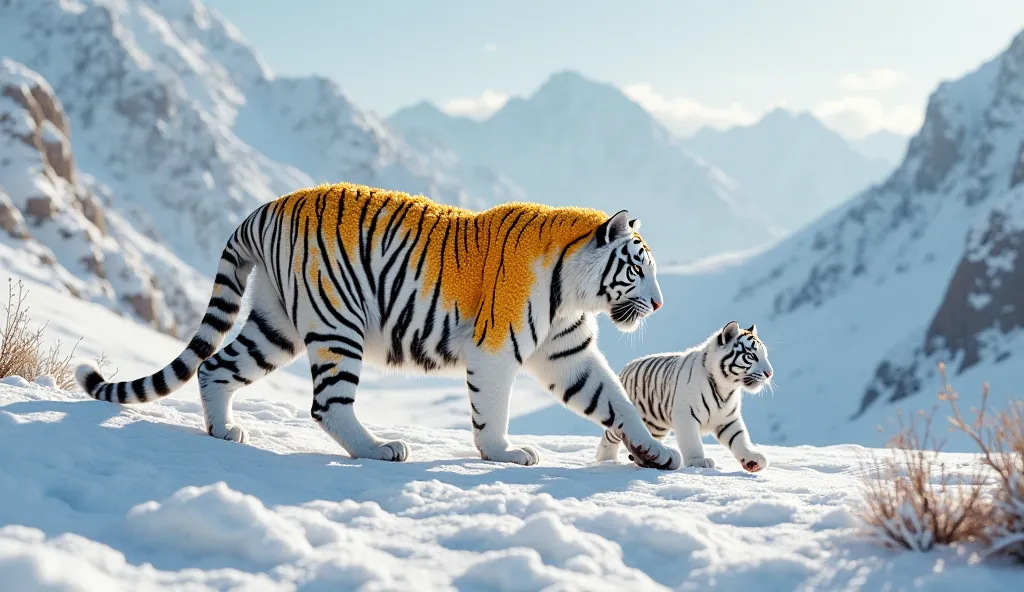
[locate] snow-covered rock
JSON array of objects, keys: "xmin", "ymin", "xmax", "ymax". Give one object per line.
[{"xmin": 0, "ymin": 58, "xmax": 175, "ymax": 332}]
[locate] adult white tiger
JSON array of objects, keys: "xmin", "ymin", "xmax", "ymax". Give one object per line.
[
  {"xmin": 75, "ymin": 182, "xmax": 681, "ymax": 469},
  {"xmin": 596, "ymin": 321, "xmax": 773, "ymax": 472}
]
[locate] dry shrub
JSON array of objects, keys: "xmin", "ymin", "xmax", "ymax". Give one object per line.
[
  {"xmin": 0, "ymin": 279, "xmax": 79, "ymax": 389},
  {"xmin": 860, "ymin": 404, "xmax": 989, "ymax": 551},
  {"xmin": 944, "ymin": 364, "xmax": 1024, "ymax": 562}
]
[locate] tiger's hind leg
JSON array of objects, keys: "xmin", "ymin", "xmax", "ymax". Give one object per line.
[
  {"xmin": 306, "ymin": 332, "xmax": 409, "ymax": 462},
  {"xmin": 198, "ymin": 273, "xmax": 301, "ymax": 442}
]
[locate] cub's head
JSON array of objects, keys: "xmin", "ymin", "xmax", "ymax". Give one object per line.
[
  {"xmin": 706, "ymin": 321, "xmax": 773, "ymax": 393},
  {"xmin": 577, "ymin": 210, "xmax": 663, "ymax": 332}
]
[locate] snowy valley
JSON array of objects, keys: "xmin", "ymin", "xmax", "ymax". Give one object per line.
[{"xmin": 1, "ymin": 0, "xmax": 1024, "ymax": 589}]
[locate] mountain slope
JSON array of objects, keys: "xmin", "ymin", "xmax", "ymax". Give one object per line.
[
  {"xmin": 591, "ymin": 28, "xmax": 1024, "ymax": 450},
  {"xmin": 851, "ymin": 130, "xmax": 910, "ymax": 166},
  {"xmin": 390, "ymin": 71, "xmax": 780, "ymax": 264},
  {"xmin": 0, "ymin": 58, "xmax": 184, "ymax": 332},
  {"xmin": 685, "ymin": 109, "xmax": 893, "ymax": 231}
]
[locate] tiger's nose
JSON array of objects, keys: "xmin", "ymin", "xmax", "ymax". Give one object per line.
[
  {"xmin": 651, "ymin": 299, "xmax": 662, "ymax": 311},
  {"xmin": 763, "ymin": 369, "xmax": 772, "ymax": 379}
]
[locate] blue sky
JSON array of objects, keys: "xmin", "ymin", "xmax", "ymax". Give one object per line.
[{"xmin": 206, "ymin": 1, "xmax": 1024, "ymax": 138}]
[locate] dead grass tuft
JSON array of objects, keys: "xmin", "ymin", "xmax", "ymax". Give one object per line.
[{"xmin": 0, "ymin": 279, "xmax": 79, "ymax": 389}]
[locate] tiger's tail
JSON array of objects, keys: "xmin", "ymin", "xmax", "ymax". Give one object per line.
[{"xmin": 75, "ymin": 223, "xmax": 258, "ymax": 404}]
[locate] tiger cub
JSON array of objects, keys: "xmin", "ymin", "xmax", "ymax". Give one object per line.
[
  {"xmin": 596, "ymin": 321, "xmax": 773, "ymax": 472},
  {"xmin": 76, "ymin": 182, "xmax": 682, "ymax": 470}
]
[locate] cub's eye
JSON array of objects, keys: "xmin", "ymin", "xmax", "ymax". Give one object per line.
[{"xmin": 631, "ymin": 264, "xmax": 642, "ymax": 274}]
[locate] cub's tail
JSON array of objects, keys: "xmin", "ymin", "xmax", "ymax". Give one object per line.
[{"xmin": 76, "ymin": 227, "xmax": 257, "ymax": 404}]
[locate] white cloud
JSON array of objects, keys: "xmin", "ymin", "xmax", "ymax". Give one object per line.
[
  {"xmin": 813, "ymin": 96, "xmax": 922, "ymax": 138},
  {"xmin": 622, "ymin": 83, "xmax": 770, "ymax": 136},
  {"xmin": 837, "ymin": 68, "xmax": 906, "ymax": 92},
  {"xmin": 441, "ymin": 89, "xmax": 509, "ymax": 119},
  {"xmin": 484, "ymin": 42, "xmax": 498, "ymax": 53}
]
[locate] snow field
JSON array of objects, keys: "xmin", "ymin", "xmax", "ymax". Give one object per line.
[{"xmin": 3, "ymin": 379, "xmax": 1019, "ymax": 591}]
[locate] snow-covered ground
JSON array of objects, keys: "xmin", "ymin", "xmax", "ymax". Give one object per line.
[
  {"xmin": 0, "ymin": 280, "xmax": 1019, "ymax": 590},
  {"xmin": 4, "ymin": 380, "xmax": 1019, "ymax": 591}
]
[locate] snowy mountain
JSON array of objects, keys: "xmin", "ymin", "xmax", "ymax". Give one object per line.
[
  {"xmin": 684, "ymin": 109, "xmax": 893, "ymax": 231},
  {"xmin": 0, "ymin": 0, "xmax": 501, "ymax": 333},
  {"xmin": 0, "ymin": 58, "xmax": 180, "ymax": 332},
  {"xmin": 389, "ymin": 71, "xmax": 780, "ymax": 264},
  {"xmin": 851, "ymin": 129, "xmax": 910, "ymax": 166},
  {"xmin": 589, "ymin": 27, "xmax": 1024, "ymax": 450}
]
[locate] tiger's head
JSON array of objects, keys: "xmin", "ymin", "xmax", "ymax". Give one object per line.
[
  {"xmin": 706, "ymin": 321, "xmax": 773, "ymax": 393},
  {"xmin": 574, "ymin": 210, "xmax": 664, "ymax": 332}
]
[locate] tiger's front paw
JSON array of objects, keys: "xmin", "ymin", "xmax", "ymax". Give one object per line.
[
  {"xmin": 624, "ymin": 436, "xmax": 681, "ymax": 470},
  {"xmin": 685, "ymin": 457, "xmax": 716, "ymax": 469},
  {"xmin": 207, "ymin": 423, "xmax": 249, "ymax": 443},
  {"xmin": 739, "ymin": 451, "xmax": 768, "ymax": 473},
  {"xmin": 480, "ymin": 444, "xmax": 541, "ymax": 466}
]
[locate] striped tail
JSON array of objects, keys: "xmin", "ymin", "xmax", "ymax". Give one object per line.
[{"xmin": 75, "ymin": 234, "xmax": 255, "ymax": 404}]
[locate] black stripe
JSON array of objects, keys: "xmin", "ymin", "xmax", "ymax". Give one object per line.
[
  {"xmin": 235, "ymin": 334, "xmax": 275, "ymax": 372},
  {"xmin": 83, "ymin": 369, "xmax": 104, "ymax": 396},
  {"xmin": 583, "ymin": 382, "xmax": 604, "ymax": 416},
  {"xmin": 313, "ymin": 371, "xmax": 360, "ymax": 395},
  {"xmin": 172, "ymin": 358, "xmax": 190, "ymax": 381},
  {"xmin": 152, "ymin": 370, "xmax": 170, "ymax": 396},
  {"xmin": 563, "ymin": 371, "xmax": 589, "ymax": 403},
  {"xmin": 188, "ymin": 337, "xmax": 214, "ymax": 360},
  {"xmin": 116, "ymin": 381, "xmax": 128, "ymax": 404},
  {"xmin": 214, "ymin": 273, "xmax": 241, "ymax": 296},
  {"xmin": 728, "ymin": 430, "xmax": 745, "ymax": 448},
  {"xmin": 328, "ymin": 346, "xmax": 363, "ymax": 361},
  {"xmin": 231, "ymin": 374, "xmax": 253, "ymax": 385},
  {"xmin": 472, "ymin": 418, "xmax": 486, "ymax": 430},
  {"xmin": 304, "ymin": 333, "xmax": 364, "ymax": 352},
  {"xmin": 717, "ymin": 419, "xmax": 739, "ymax": 439},
  {"xmin": 509, "ymin": 324, "xmax": 522, "ymax": 364},
  {"xmin": 201, "ymin": 312, "xmax": 233, "ymax": 333},
  {"xmin": 601, "ymin": 401, "xmax": 617, "ymax": 427},
  {"xmin": 549, "ymin": 233, "xmax": 591, "ymax": 322},
  {"xmin": 467, "ymin": 381, "xmax": 480, "ymax": 393},
  {"xmin": 527, "ymin": 301, "xmax": 538, "ymax": 345},
  {"xmin": 548, "ymin": 336, "xmax": 592, "ymax": 360},
  {"xmin": 690, "ymin": 406, "xmax": 701, "ymax": 424},
  {"xmin": 209, "ymin": 297, "xmax": 240, "ymax": 315},
  {"xmin": 131, "ymin": 378, "xmax": 149, "ymax": 402},
  {"xmin": 552, "ymin": 315, "xmax": 586, "ymax": 340},
  {"xmin": 251, "ymin": 312, "xmax": 297, "ymax": 353}
]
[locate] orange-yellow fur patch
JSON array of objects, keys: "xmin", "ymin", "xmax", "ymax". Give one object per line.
[{"xmin": 276, "ymin": 182, "xmax": 615, "ymax": 353}]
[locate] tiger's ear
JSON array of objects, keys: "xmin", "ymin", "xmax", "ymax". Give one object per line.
[
  {"xmin": 718, "ymin": 321, "xmax": 740, "ymax": 346},
  {"xmin": 747, "ymin": 324, "xmax": 757, "ymax": 336},
  {"xmin": 595, "ymin": 210, "xmax": 631, "ymax": 247},
  {"xmin": 629, "ymin": 218, "xmax": 642, "ymax": 231}
]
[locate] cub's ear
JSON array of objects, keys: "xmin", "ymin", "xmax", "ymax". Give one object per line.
[
  {"xmin": 595, "ymin": 210, "xmax": 631, "ymax": 247},
  {"xmin": 628, "ymin": 218, "xmax": 642, "ymax": 231},
  {"xmin": 747, "ymin": 324, "xmax": 758, "ymax": 336},
  {"xmin": 718, "ymin": 320, "xmax": 740, "ymax": 346}
]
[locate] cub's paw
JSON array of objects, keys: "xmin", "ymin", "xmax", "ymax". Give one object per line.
[
  {"xmin": 685, "ymin": 457, "xmax": 717, "ymax": 469},
  {"xmin": 625, "ymin": 437, "xmax": 681, "ymax": 470},
  {"xmin": 481, "ymin": 444, "xmax": 541, "ymax": 466},
  {"xmin": 207, "ymin": 423, "xmax": 249, "ymax": 443},
  {"xmin": 740, "ymin": 451, "xmax": 768, "ymax": 473}
]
